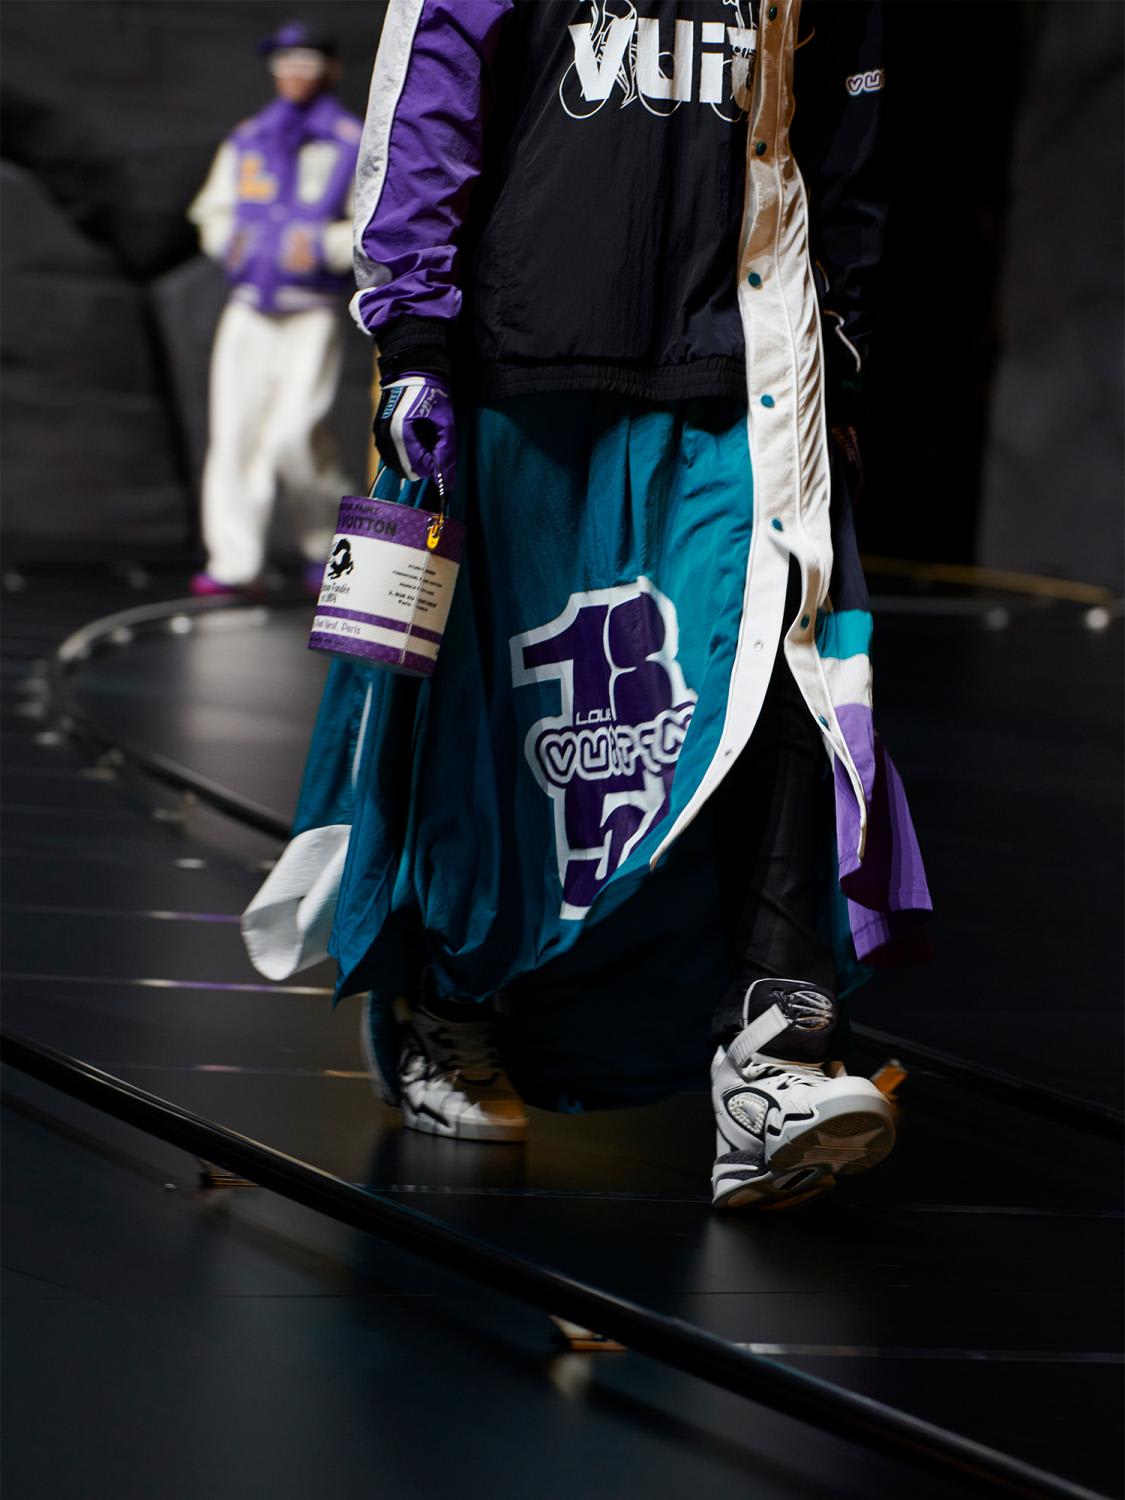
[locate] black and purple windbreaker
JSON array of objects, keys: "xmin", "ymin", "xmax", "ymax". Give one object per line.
[
  {"xmin": 351, "ymin": 1, "xmax": 887, "ymax": 413},
  {"xmin": 343, "ymin": 0, "xmax": 930, "ymax": 961}
]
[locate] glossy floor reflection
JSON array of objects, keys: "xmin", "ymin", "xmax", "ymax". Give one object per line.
[{"xmin": 2, "ymin": 571, "xmax": 1122, "ymax": 1500}]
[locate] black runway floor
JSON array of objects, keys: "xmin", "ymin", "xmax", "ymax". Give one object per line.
[{"xmin": 2, "ymin": 569, "xmax": 1122, "ymax": 1500}]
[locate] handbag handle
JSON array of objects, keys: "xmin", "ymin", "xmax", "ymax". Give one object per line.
[
  {"xmin": 370, "ymin": 464, "xmax": 448, "ymax": 551},
  {"xmin": 424, "ymin": 470, "xmax": 448, "ymax": 552}
]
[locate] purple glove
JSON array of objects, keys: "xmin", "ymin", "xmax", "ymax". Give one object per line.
[{"xmin": 373, "ymin": 373, "xmax": 456, "ymax": 495}]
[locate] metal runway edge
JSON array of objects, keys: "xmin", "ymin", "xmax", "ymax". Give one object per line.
[{"xmin": 52, "ymin": 594, "xmax": 292, "ymax": 838}]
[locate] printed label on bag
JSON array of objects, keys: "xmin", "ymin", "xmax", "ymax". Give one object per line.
[{"xmin": 316, "ymin": 531, "xmax": 459, "ymax": 638}]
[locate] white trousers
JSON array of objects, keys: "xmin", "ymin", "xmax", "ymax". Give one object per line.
[{"xmin": 201, "ymin": 301, "xmax": 352, "ymax": 584}]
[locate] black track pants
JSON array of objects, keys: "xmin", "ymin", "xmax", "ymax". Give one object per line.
[{"xmin": 710, "ymin": 585, "xmax": 838, "ymax": 1046}]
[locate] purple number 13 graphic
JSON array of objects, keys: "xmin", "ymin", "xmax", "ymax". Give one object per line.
[{"xmin": 510, "ymin": 579, "xmax": 697, "ymax": 918}]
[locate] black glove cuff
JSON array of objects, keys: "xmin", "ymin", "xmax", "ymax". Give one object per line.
[{"xmin": 377, "ymin": 317, "xmax": 455, "ymax": 384}]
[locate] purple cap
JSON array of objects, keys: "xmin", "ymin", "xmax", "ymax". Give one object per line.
[{"xmin": 258, "ymin": 21, "xmax": 338, "ymax": 59}]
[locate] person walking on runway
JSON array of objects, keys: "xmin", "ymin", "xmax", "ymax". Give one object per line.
[
  {"xmin": 188, "ymin": 21, "xmax": 362, "ymax": 596},
  {"xmin": 243, "ymin": 0, "xmax": 931, "ymax": 1210}
]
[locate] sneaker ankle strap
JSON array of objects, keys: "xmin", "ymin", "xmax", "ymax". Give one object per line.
[{"xmin": 728, "ymin": 1003, "xmax": 789, "ymax": 1070}]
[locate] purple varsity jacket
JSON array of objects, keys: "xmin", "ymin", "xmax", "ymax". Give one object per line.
[{"xmin": 224, "ymin": 94, "xmax": 362, "ymax": 316}]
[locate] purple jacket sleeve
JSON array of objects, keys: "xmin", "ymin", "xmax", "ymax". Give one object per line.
[{"xmin": 350, "ymin": 0, "xmax": 512, "ymax": 372}]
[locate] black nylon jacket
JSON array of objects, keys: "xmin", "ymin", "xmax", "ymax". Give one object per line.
[{"xmin": 364, "ymin": 1, "xmax": 886, "ymax": 417}]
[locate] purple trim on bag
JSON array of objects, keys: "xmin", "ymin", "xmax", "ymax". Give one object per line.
[
  {"xmin": 314, "ymin": 605, "xmax": 444, "ymax": 647},
  {"xmin": 308, "ymin": 631, "xmax": 435, "ymax": 677},
  {"xmin": 334, "ymin": 495, "xmax": 464, "ymax": 563}
]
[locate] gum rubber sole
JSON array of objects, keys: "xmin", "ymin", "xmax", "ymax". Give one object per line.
[
  {"xmin": 711, "ymin": 1095, "xmax": 896, "ymax": 1210},
  {"xmin": 768, "ymin": 1109, "xmax": 896, "ymax": 1177}
]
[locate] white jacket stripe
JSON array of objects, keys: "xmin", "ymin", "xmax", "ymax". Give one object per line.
[
  {"xmin": 653, "ymin": 0, "xmax": 868, "ymax": 868},
  {"xmin": 351, "ymin": 0, "xmax": 426, "ymax": 299}
]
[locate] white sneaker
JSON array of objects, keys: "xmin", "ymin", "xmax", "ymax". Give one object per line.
[
  {"xmin": 711, "ymin": 981, "xmax": 895, "ymax": 1210},
  {"xmin": 396, "ymin": 998, "xmax": 529, "ymax": 1144}
]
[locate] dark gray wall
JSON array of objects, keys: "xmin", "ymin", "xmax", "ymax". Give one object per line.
[
  {"xmin": 977, "ymin": 2, "xmax": 1124, "ymax": 589},
  {"xmin": 1, "ymin": 0, "xmax": 386, "ymax": 564},
  {"xmin": 2, "ymin": 155, "xmax": 189, "ymax": 554}
]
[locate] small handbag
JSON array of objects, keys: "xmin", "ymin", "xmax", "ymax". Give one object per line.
[{"xmin": 308, "ymin": 466, "xmax": 464, "ymax": 677}]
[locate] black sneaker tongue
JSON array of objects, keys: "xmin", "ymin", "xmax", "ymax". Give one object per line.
[{"xmin": 752, "ymin": 979, "xmax": 838, "ymax": 1065}]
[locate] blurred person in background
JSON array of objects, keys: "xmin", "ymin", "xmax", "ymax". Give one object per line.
[
  {"xmin": 187, "ymin": 21, "xmax": 362, "ymax": 596},
  {"xmin": 244, "ymin": 0, "xmax": 931, "ymax": 1211}
]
